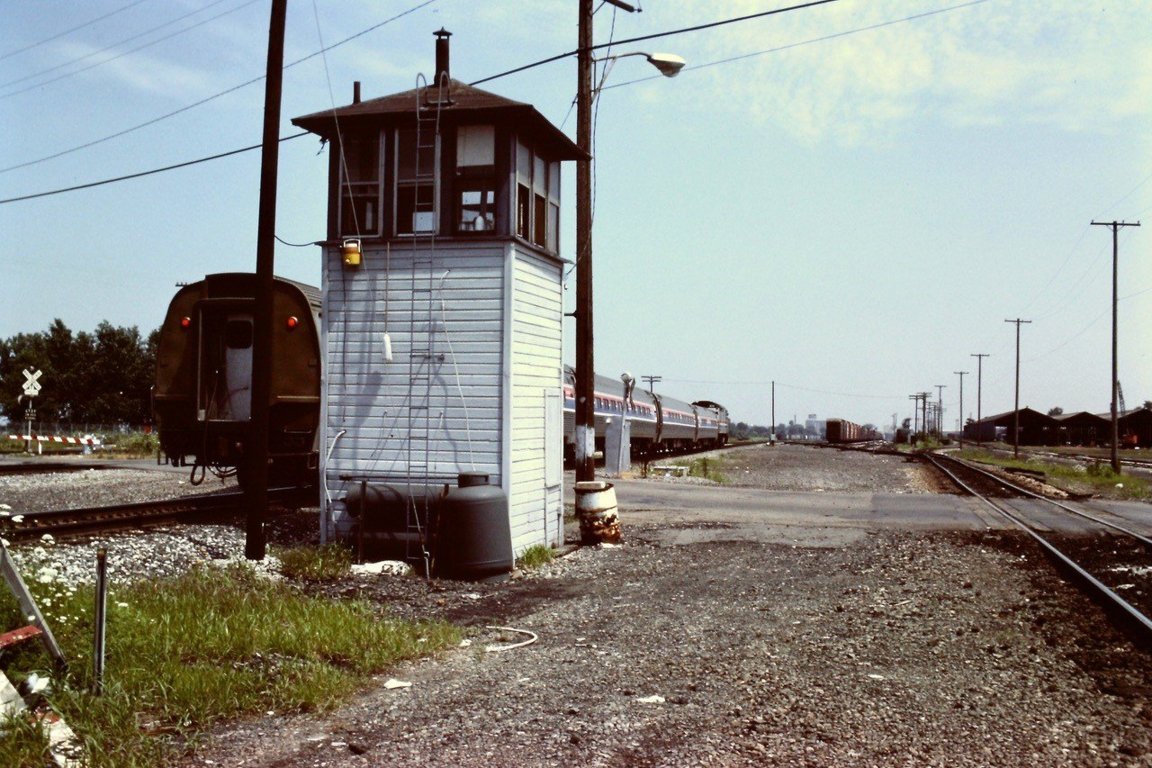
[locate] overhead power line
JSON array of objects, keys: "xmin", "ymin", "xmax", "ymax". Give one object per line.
[
  {"xmin": 0, "ymin": 132, "xmax": 310, "ymax": 205},
  {"xmin": 600, "ymin": 0, "xmax": 989, "ymax": 92},
  {"xmin": 0, "ymin": 0, "xmax": 259, "ymax": 96},
  {"xmin": 1, "ymin": 0, "xmax": 989, "ymax": 205},
  {"xmin": 469, "ymin": 0, "xmax": 841, "ymax": 87},
  {"xmin": 0, "ymin": 0, "xmax": 151, "ymax": 62},
  {"xmin": 0, "ymin": 0, "xmax": 438, "ymax": 176}
]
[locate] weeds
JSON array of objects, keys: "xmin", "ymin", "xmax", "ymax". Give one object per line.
[
  {"xmin": 516, "ymin": 544, "xmax": 554, "ymax": 570},
  {"xmin": 955, "ymin": 449, "xmax": 1150, "ymax": 500},
  {"xmin": 670, "ymin": 456, "xmax": 729, "ymax": 483},
  {"xmin": 276, "ymin": 543, "xmax": 354, "ymax": 581},
  {"xmin": 0, "ymin": 561, "xmax": 461, "ymax": 767}
]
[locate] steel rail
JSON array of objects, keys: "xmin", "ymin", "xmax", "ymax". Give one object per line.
[
  {"xmin": 1, "ymin": 486, "xmax": 312, "ymax": 541},
  {"xmin": 925, "ymin": 453, "xmax": 1152, "ymax": 643},
  {"xmin": 934, "ymin": 453, "xmax": 1152, "ymax": 548}
]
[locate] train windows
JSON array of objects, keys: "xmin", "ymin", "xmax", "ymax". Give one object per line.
[
  {"xmin": 225, "ymin": 320, "xmax": 252, "ymax": 350},
  {"xmin": 456, "ymin": 125, "xmax": 496, "ymax": 233},
  {"xmin": 395, "ymin": 129, "xmax": 438, "ymax": 235},
  {"xmin": 338, "ymin": 133, "xmax": 382, "ymax": 238}
]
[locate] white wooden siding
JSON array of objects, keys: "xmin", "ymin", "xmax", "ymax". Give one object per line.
[
  {"xmin": 507, "ymin": 244, "xmax": 564, "ymax": 552},
  {"xmin": 320, "ymin": 238, "xmax": 565, "ymax": 554},
  {"xmin": 321, "ymin": 241, "xmax": 508, "ymax": 529}
]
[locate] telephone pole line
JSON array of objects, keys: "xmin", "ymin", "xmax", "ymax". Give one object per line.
[
  {"xmin": 954, "ymin": 371, "xmax": 968, "ymax": 447},
  {"xmin": 934, "ymin": 385, "xmax": 946, "ymax": 437},
  {"xmin": 1091, "ymin": 219, "xmax": 1140, "ymax": 473},
  {"xmin": 1004, "ymin": 319, "xmax": 1032, "ymax": 458},
  {"xmin": 970, "ymin": 354, "xmax": 989, "ymax": 447}
]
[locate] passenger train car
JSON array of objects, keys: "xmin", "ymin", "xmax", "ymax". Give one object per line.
[
  {"xmin": 152, "ymin": 274, "xmax": 322, "ymax": 486},
  {"xmin": 154, "ymin": 276, "xmax": 729, "ymax": 487},
  {"xmin": 562, "ymin": 367, "xmax": 729, "ymax": 459}
]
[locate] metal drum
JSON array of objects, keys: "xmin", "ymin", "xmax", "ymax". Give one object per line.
[
  {"xmin": 437, "ymin": 473, "xmax": 512, "ymax": 580},
  {"xmin": 575, "ymin": 480, "xmax": 620, "ymax": 544}
]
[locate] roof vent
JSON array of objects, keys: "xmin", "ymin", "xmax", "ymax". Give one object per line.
[
  {"xmin": 425, "ymin": 28, "xmax": 454, "ymax": 106},
  {"xmin": 434, "ymin": 28, "xmax": 452, "ymax": 85}
]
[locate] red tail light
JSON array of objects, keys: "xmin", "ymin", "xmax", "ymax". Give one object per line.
[
  {"xmin": 286, "ymin": 316, "xmax": 300, "ymax": 330},
  {"xmin": 180, "ymin": 316, "xmax": 191, "ymax": 329}
]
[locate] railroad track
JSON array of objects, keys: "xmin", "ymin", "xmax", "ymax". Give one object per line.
[
  {"xmin": 0, "ymin": 487, "xmax": 316, "ymax": 541},
  {"xmin": 0, "ymin": 460, "xmax": 115, "ymax": 476},
  {"xmin": 927, "ymin": 451, "xmax": 1152, "ymax": 649}
]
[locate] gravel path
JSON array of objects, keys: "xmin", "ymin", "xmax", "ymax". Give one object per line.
[{"xmin": 3, "ymin": 447, "xmax": 1152, "ymax": 766}]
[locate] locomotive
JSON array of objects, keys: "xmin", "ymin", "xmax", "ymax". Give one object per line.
[
  {"xmin": 152, "ymin": 273, "xmax": 322, "ymax": 486},
  {"xmin": 154, "ymin": 275, "xmax": 728, "ymax": 487}
]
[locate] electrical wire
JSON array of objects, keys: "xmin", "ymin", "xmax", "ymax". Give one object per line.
[
  {"xmin": 0, "ymin": 0, "xmax": 439, "ymax": 176},
  {"xmin": 1, "ymin": 0, "xmax": 981, "ymax": 205},
  {"xmin": 0, "ymin": 0, "xmax": 258, "ymax": 96},
  {"xmin": 274, "ymin": 234, "xmax": 318, "ymax": 247},
  {"xmin": 0, "ymin": 0, "xmax": 151, "ymax": 62},
  {"xmin": 312, "ymin": 0, "xmax": 362, "ymax": 240},
  {"xmin": 0, "ymin": 132, "xmax": 309, "ymax": 205}
]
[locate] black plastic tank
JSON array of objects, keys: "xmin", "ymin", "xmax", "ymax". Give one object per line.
[{"xmin": 436, "ymin": 472, "xmax": 512, "ymax": 581}]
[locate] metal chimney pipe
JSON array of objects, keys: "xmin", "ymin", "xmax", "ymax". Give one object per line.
[
  {"xmin": 434, "ymin": 28, "xmax": 452, "ymax": 85},
  {"xmin": 353, "ymin": 81, "xmax": 361, "ymax": 104}
]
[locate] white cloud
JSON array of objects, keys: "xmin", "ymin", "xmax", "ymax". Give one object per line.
[{"xmin": 678, "ymin": 0, "xmax": 1151, "ymax": 146}]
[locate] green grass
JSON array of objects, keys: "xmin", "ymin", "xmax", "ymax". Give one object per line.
[
  {"xmin": 276, "ymin": 543, "xmax": 354, "ymax": 581},
  {"xmin": 0, "ymin": 561, "xmax": 460, "ymax": 767},
  {"xmin": 670, "ymin": 455, "xmax": 729, "ymax": 483},
  {"xmin": 516, "ymin": 544, "xmax": 554, "ymax": 570},
  {"xmin": 954, "ymin": 448, "xmax": 1150, "ymax": 500}
]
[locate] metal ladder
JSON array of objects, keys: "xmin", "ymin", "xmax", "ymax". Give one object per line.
[{"xmin": 402, "ymin": 74, "xmax": 447, "ymax": 569}]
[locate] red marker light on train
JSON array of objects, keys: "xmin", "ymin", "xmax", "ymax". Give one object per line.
[
  {"xmin": 180, "ymin": 317, "xmax": 191, "ymax": 329},
  {"xmin": 286, "ymin": 316, "xmax": 299, "ymax": 330}
]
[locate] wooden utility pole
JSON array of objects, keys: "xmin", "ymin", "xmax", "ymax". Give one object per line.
[
  {"xmin": 971, "ymin": 354, "xmax": 989, "ymax": 447},
  {"xmin": 574, "ymin": 0, "xmax": 595, "ymax": 484},
  {"xmin": 771, "ymin": 380, "xmax": 776, "ymax": 444},
  {"xmin": 1091, "ymin": 219, "xmax": 1140, "ymax": 474},
  {"xmin": 954, "ymin": 370, "xmax": 967, "ymax": 447},
  {"xmin": 1004, "ymin": 319, "xmax": 1031, "ymax": 458},
  {"xmin": 247, "ymin": 0, "xmax": 287, "ymax": 560},
  {"xmin": 934, "ymin": 384, "xmax": 946, "ymax": 437}
]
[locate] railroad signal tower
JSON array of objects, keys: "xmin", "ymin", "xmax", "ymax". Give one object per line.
[{"xmin": 292, "ymin": 32, "xmax": 583, "ymax": 560}]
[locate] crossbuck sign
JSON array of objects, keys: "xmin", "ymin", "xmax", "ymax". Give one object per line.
[{"xmin": 21, "ymin": 368, "xmax": 42, "ymax": 398}]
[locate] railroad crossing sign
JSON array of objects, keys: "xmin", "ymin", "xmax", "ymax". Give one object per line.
[{"xmin": 21, "ymin": 368, "xmax": 42, "ymax": 398}]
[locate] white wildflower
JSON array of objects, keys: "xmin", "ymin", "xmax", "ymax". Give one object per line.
[
  {"xmin": 11, "ymin": 515, "xmax": 25, "ymax": 523},
  {"xmin": 40, "ymin": 533, "xmax": 54, "ymax": 544},
  {"xmin": 37, "ymin": 567, "xmax": 58, "ymax": 584},
  {"xmin": 24, "ymin": 672, "xmax": 50, "ymax": 695}
]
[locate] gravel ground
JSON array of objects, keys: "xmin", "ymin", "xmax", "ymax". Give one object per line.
[{"xmin": 3, "ymin": 447, "xmax": 1152, "ymax": 767}]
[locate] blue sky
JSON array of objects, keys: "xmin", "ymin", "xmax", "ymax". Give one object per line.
[{"xmin": 2, "ymin": 0, "xmax": 1149, "ymax": 430}]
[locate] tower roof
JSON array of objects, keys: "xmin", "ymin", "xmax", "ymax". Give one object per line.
[{"xmin": 292, "ymin": 79, "xmax": 584, "ymax": 161}]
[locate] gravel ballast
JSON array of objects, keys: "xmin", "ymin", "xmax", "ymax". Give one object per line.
[{"xmin": 2, "ymin": 446, "xmax": 1151, "ymax": 766}]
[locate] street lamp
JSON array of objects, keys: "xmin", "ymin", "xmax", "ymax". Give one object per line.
[{"xmin": 574, "ymin": 0, "xmax": 683, "ymax": 490}]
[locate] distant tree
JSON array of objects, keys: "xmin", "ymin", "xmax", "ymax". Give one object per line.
[
  {"xmin": 1047, "ymin": 407, "xmax": 1064, "ymax": 417},
  {"xmin": 0, "ymin": 320, "xmax": 156, "ymax": 427}
]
